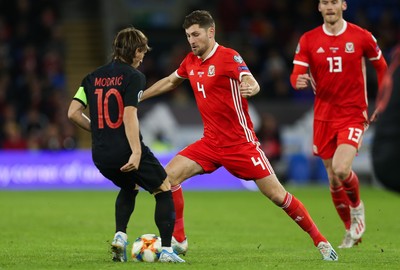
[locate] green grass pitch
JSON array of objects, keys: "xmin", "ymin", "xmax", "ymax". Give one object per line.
[{"xmin": 0, "ymin": 186, "xmax": 399, "ymax": 269}]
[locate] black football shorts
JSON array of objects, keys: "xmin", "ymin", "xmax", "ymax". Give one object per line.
[{"xmin": 96, "ymin": 150, "xmax": 167, "ymax": 193}]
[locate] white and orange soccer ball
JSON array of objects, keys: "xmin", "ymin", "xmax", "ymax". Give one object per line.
[{"xmin": 131, "ymin": 234, "xmax": 162, "ymax": 262}]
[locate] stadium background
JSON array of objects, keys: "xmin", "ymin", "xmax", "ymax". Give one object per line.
[{"xmin": 0, "ymin": 0, "xmax": 399, "ymax": 190}]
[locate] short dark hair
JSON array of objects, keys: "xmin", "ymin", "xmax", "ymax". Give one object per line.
[
  {"xmin": 182, "ymin": 10, "xmax": 215, "ymax": 30},
  {"xmin": 112, "ymin": 27, "xmax": 151, "ymax": 65}
]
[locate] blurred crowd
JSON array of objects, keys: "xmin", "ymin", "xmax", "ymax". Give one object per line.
[
  {"xmin": 139, "ymin": 0, "xmax": 399, "ymax": 104},
  {"xmin": 216, "ymin": 0, "xmax": 399, "ymax": 101},
  {"xmin": 0, "ymin": 0, "xmax": 76, "ymax": 150},
  {"xmin": 0, "ymin": 0, "xmax": 399, "ymax": 150}
]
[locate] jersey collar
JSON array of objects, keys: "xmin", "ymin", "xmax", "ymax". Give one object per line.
[
  {"xmin": 322, "ymin": 19, "xmax": 347, "ymax": 36},
  {"xmin": 200, "ymin": 42, "xmax": 219, "ymax": 62}
]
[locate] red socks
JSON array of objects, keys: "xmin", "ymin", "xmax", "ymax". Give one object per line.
[
  {"xmin": 342, "ymin": 171, "xmax": 361, "ymax": 208},
  {"xmin": 172, "ymin": 187, "xmax": 329, "ymax": 246},
  {"xmin": 171, "ymin": 184, "xmax": 186, "ymax": 242},
  {"xmin": 330, "ymin": 185, "xmax": 351, "ymax": 230},
  {"xmin": 281, "ymin": 193, "xmax": 326, "ymax": 246}
]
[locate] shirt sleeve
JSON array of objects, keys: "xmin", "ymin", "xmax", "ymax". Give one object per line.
[
  {"xmin": 226, "ymin": 49, "xmax": 251, "ymax": 81},
  {"xmin": 293, "ymin": 34, "xmax": 310, "ymax": 67},
  {"xmin": 363, "ymin": 30, "xmax": 383, "ymax": 61},
  {"xmin": 124, "ymin": 71, "xmax": 145, "ymax": 107},
  {"xmin": 73, "ymin": 78, "xmax": 88, "ymax": 107},
  {"xmin": 176, "ymin": 56, "xmax": 189, "ymax": 79}
]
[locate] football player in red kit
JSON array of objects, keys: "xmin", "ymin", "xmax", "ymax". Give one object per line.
[
  {"xmin": 141, "ymin": 10, "xmax": 338, "ymax": 261},
  {"xmin": 291, "ymin": 0, "xmax": 388, "ymax": 248}
]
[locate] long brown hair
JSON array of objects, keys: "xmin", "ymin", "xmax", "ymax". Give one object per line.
[{"xmin": 112, "ymin": 27, "xmax": 151, "ymax": 65}]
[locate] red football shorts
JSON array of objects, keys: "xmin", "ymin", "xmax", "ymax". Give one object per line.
[
  {"xmin": 178, "ymin": 138, "xmax": 275, "ymax": 180},
  {"xmin": 313, "ymin": 120, "xmax": 368, "ymax": 159}
]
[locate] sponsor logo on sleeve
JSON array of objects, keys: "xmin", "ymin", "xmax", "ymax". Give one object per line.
[{"xmin": 238, "ymin": 66, "xmax": 249, "ymax": 71}]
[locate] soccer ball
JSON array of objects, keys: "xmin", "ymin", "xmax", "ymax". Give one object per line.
[{"xmin": 131, "ymin": 234, "xmax": 162, "ymax": 262}]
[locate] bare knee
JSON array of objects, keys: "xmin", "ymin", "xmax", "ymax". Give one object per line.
[
  {"xmin": 167, "ymin": 175, "xmax": 181, "ymax": 187},
  {"xmin": 164, "ymin": 163, "xmax": 183, "ymax": 187},
  {"xmin": 332, "ymin": 164, "xmax": 351, "ymax": 181},
  {"xmin": 165, "ymin": 155, "xmax": 203, "ymax": 187},
  {"xmin": 153, "ymin": 178, "xmax": 171, "ymax": 195},
  {"xmin": 256, "ymin": 175, "xmax": 287, "ymax": 206}
]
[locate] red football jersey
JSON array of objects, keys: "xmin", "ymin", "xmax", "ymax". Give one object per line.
[
  {"xmin": 176, "ymin": 43, "xmax": 257, "ymax": 147},
  {"xmin": 293, "ymin": 20, "xmax": 383, "ymax": 122}
]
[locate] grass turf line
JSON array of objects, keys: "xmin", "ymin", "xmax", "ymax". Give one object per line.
[{"xmin": 0, "ymin": 186, "xmax": 399, "ymax": 269}]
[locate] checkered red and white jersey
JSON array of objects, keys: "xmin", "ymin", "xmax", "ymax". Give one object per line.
[{"xmin": 176, "ymin": 43, "xmax": 257, "ymax": 147}]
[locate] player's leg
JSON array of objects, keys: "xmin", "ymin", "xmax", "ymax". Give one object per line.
[
  {"xmin": 255, "ymin": 177, "xmax": 327, "ymax": 246},
  {"xmin": 255, "ymin": 176, "xmax": 338, "ymax": 261},
  {"xmin": 222, "ymin": 142, "xmax": 337, "ymax": 260},
  {"xmin": 223, "ymin": 141, "xmax": 330, "ymax": 247},
  {"xmin": 137, "ymin": 150, "xmax": 185, "ymax": 262},
  {"xmin": 152, "ymin": 182, "xmax": 174, "ymax": 249},
  {"xmin": 165, "ymin": 154, "xmax": 204, "ymax": 254},
  {"xmin": 332, "ymin": 144, "xmax": 360, "ymax": 207},
  {"xmin": 111, "ymin": 187, "xmax": 139, "ymax": 262},
  {"xmin": 98, "ymin": 168, "xmax": 139, "ymax": 262},
  {"xmin": 166, "ymin": 139, "xmax": 219, "ymax": 254},
  {"xmin": 115, "ymin": 187, "xmax": 139, "ymax": 233},
  {"xmin": 152, "ymin": 180, "xmax": 185, "ymax": 263},
  {"xmin": 332, "ymin": 143, "xmax": 365, "ymax": 242},
  {"xmin": 322, "ymin": 158, "xmax": 354, "ymax": 248},
  {"xmin": 315, "ymin": 121, "xmax": 350, "ymax": 229},
  {"xmin": 100, "ymin": 169, "xmax": 139, "ymax": 235},
  {"xmin": 314, "ymin": 120, "xmax": 359, "ymax": 248}
]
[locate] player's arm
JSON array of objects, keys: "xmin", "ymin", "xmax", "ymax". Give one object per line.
[
  {"xmin": 120, "ymin": 106, "xmax": 142, "ymax": 172},
  {"xmin": 240, "ymin": 74, "xmax": 260, "ymax": 98},
  {"xmin": 140, "ymin": 72, "xmax": 185, "ymax": 102},
  {"xmin": 364, "ymin": 31, "xmax": 389, "ymax": 122},
  {"xmin": 68, "ymin": 85, "xmax": 91, "ymax": 131},
  {"xmin": 68, "ymin": 100, "xmax": 91, "ymax": 132},
  {"xmin": 290, "ymin": 64, "xmax": 310, "ymax": 90},
  {"xmin": 369, "ymin": 56, "xmax": 388, "ymax": 122},
  {"xmin": 372, "ymin": 56, "xmax": 388, "ymax": 86}
]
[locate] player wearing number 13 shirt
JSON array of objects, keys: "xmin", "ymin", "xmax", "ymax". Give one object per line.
[
  {"xmin": 291, "ymin": 0, "xmax": 388, "ymax": 249},
  {"xmin": 141, "ymin": 10, "xmax": 338, "ymax": 261}
]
